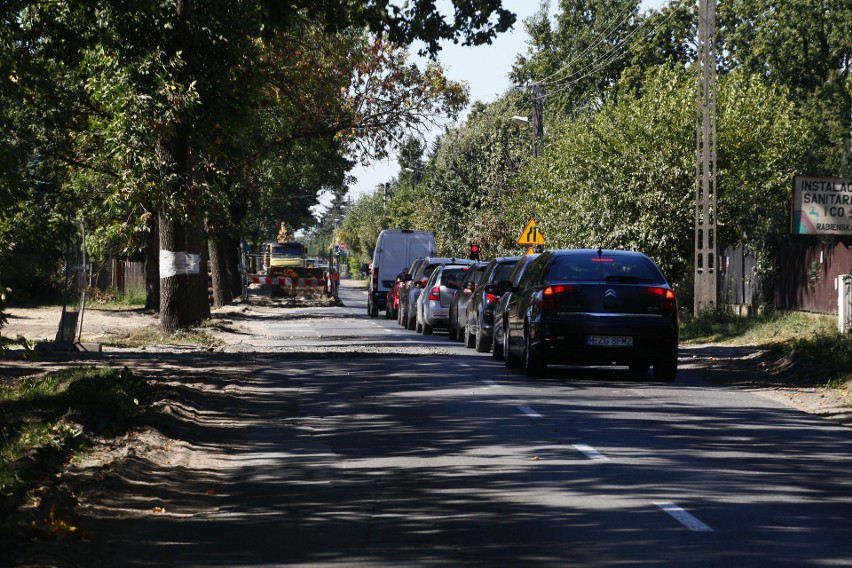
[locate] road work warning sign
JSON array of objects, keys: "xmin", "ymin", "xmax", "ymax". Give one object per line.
[{"xmin": 517, "ymin": 219, "xmax": 546, "ymax": 246}]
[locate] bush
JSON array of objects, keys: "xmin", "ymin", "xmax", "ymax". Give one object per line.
[{"xmin": 791, "ymin": 333, "xmax": 852, "ymax": 386}]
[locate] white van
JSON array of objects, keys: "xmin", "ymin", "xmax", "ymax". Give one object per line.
[{"xmin": 368, "ymin": 229, "xmax": 436, "ymax": 317}]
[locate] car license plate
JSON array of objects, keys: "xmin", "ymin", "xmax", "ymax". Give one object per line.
[{"xmin": 587, "ymin": 335, "xmax": 633, "ymax": 347}]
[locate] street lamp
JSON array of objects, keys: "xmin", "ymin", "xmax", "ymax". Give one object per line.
[
  {"xmin": 511, "ymin": 115, "xmax": 542, "ymax": 157},
  {"xmin": 404, "ymin": 166, "xmax": 420, "ymax": 191}
]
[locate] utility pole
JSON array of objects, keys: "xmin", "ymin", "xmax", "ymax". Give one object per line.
[
  {"xmin": 531, "ymin": 83, "xmax": 544, "ymax": 157},
  {"xmin": 694, "ymin": 0, "xmax": 717, "ymax": 315}
]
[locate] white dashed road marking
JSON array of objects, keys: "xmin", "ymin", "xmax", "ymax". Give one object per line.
[
  {"xmin": 654, "ymin": 501, "xmax": 714, "ymax": 532},
  {"xmin": 572, "ymin": 444, "xmax": 610, "ymax": 462},
  {"xmin": 519, "ymin": 406, "xmax": 542, "ymax": 418}
]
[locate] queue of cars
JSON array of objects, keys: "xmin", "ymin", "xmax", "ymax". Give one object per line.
[{"xmin": 383, "ymin": 248, "xmax": 679, "ymax": 382}]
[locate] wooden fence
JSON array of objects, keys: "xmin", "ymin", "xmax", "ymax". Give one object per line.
[
  {"xmin": 92, "ymin": 259, "xmax": 145, "ymax": 293},
  {"xmin": 720, "ymin": 240, "xmax": 852, "ymax": 315},
  {"xmin": 719, "ymin": 245, "xmax": 760, "ymax": 311},
  {"xmin": 774, "ymin": 240, "xmax": 852, "ymax": 315}
]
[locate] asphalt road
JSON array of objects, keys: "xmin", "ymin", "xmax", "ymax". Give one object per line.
[
  {"xmin": 16, "ymin": 280, "xmax": 851, "ymax": 567},
  {"xmin": 152, "ymin": 279, "xmax": 851, "ymax": 567}
]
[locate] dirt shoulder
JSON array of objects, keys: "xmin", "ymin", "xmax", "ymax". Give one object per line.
[{"xmin": 679, "ymin": 343, "xmax": 852, "ymax": 428}]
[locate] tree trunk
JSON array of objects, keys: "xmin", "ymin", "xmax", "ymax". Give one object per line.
[
  {"xmin": 225, "ymin": 232, "xmax": 242, "ymax": 301},
  {"xmin": 227, "ymin": 198, "xmax": 249, "ymax": 300},
  {"xmin": 158, "ymin": 0, "xmax": 199, "ymax": 334},
  {"xmin": 209, "ymin": 227, "xmax": 240, "ymax": 308},
  {"xmin": 144, "ymin": 215, "xmax": 160, "ymax": 312},
  {"xmin": 208, "ymin": 190, "xmax": 249, "ymax": 307},
  {"xmin": 158, "ymin": 212, "xmax": 189, "ymax": 334},
  {"xmin": 187, "ymin": 208, "xmax": 210, "ymax": 322},
  {"xmin": 209, "ymin": 228, "xmax": 227, "ymax": 309}
]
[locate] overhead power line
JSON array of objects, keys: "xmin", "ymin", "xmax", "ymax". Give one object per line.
[
  {"xmin": 536, "ymin": 0, "xmax": 680, "ymax": 91},
  {"xmin": 535, "ymin": 0, "xmax": 640, "ymax": 86}
]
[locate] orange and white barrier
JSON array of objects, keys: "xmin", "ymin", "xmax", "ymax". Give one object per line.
[
  {"xmin": 250, "ymin": 275, "xmax": 325, "ymax": 298},
  {"xmin": 252, "ymin": 276, "xmax": 323, "ymax": 287}
]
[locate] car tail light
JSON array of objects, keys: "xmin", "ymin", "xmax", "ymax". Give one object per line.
[
  {"xmin": 372, "ymin": 267, "xmax": 379, "ymax": 290},
  {"xmin": 647, "ymin": 287, "xmax": 677, "ymax": 315},
  {"xmin": 429, "ymin": 286, "xmax": 441, "ymax": 301},
  {"xmin": 539, "ymin": 284, "xmax": 575, "ymax": 309},
  {"xmin": 485, "ymin": 292, "xmax": 499, "ymax": 303}
]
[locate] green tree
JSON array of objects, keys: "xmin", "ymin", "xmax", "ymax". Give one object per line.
[
  {"xmin": 716, "ymin": 71, "xmax": 810, "ymax": 300},
  {"xmin": 306, "ymin": 189, "xmax": 349, "ymax": 260},
  {"xmin": 1, "ymin": 2, "xmax": 92, "ymax": 302},
  {"xmin": 511, "ymin": 0, "xmax": 641, "ymax": 116},
  {"xmin": 418, "ymin": 94, "xmax": 529, "ymax": 257},
  {"xmin": 337, "ymin": 138, "xmax": 429, "ymax": 265},
  {"xmin": 338, "ymin": 190, "xmax": 388, "ymax": 267},
  {"xmin": 509, "ymin": 66, "xmax": 808, "ymax": 291},
  {"xmin": 718, "ymin": 0, "xmax": 851, "ymax": 175},
  {"xmin": 620, "ymin": 0, "xmax": 696, "ymax": 94}
]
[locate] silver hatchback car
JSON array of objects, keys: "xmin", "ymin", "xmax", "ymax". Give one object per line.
[{"xmin": 416, "ymin": 263, "xmax": 475, "ymax": 335}]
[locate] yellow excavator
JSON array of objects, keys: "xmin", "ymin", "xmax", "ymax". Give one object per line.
[{"xmin": 250, "ymin": 224, "xmax": 326, "ymax": 299}]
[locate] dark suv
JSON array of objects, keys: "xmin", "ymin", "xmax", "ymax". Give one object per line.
[{"xmin": 463, "ymin": 256, "xmax": 520, "ymax": 352}]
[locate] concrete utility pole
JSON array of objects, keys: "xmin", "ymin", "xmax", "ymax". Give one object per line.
[
  {"xmin": 531, "ymin": 83, "xmax": 544, "ymax": 157},
  {"xmin": 694, "ymin": 0, "xmax": 718, "ymax": 314}
]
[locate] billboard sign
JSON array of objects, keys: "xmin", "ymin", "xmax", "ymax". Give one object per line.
[{"xmin": 791, "ymin": 176, "xmax": 852, "ymax": 235}]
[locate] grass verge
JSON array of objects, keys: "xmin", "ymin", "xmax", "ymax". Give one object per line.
[
  {"xmin": 85, "ymin": 286, "xmax": 146, "ymax": 308},
  {"xmin": 103, "ymin": 322, "xmax": 223, "ymax": 349},
  {"xmin": 0, "ymin": 366, "xmax": 147, "ymax": 498},
  {"xmin": 681, "ymin": 308, "xmax": 852, "ymax": 386}
]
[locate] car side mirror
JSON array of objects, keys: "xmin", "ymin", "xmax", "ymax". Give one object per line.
[{"xmin": 403, "ymin": 274, "xmax": 413, "ymax": 282}]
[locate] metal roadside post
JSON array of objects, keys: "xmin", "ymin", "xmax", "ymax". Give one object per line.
[
  {"xmin": 239, "ymin": 244, "xmax": 249, "ymax": 301},
  {"xmin": 838, "ymin": 274, "xmax": 852, "ymax": 334},
  {"xmin": 48, "ymin": 219, "xmax": 101, "ymax": 352}
]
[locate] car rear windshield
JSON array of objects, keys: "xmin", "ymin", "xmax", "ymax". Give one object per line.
[
  {"xmin": 466, "ymin": 266, "xmax": 486, "ymax": 284},
  {"xmin": 422, "ymin": 264, "xmax": 440, "ymax": 280},
  {"xmin": 440, "ymin": 267, "xmax": 470, "ymax": 287},
  {"xmin": 547, "ymin": 253, "xmax": 664, "ymax": 284},
  {"xmin": 493, "ymin": 261, "xmax": 519, "ymax": 282}
]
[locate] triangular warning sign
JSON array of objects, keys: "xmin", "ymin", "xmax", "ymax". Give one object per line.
[{"xmin": 517, "ymin": 219, "xmax": 546, "ymax": 245}]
